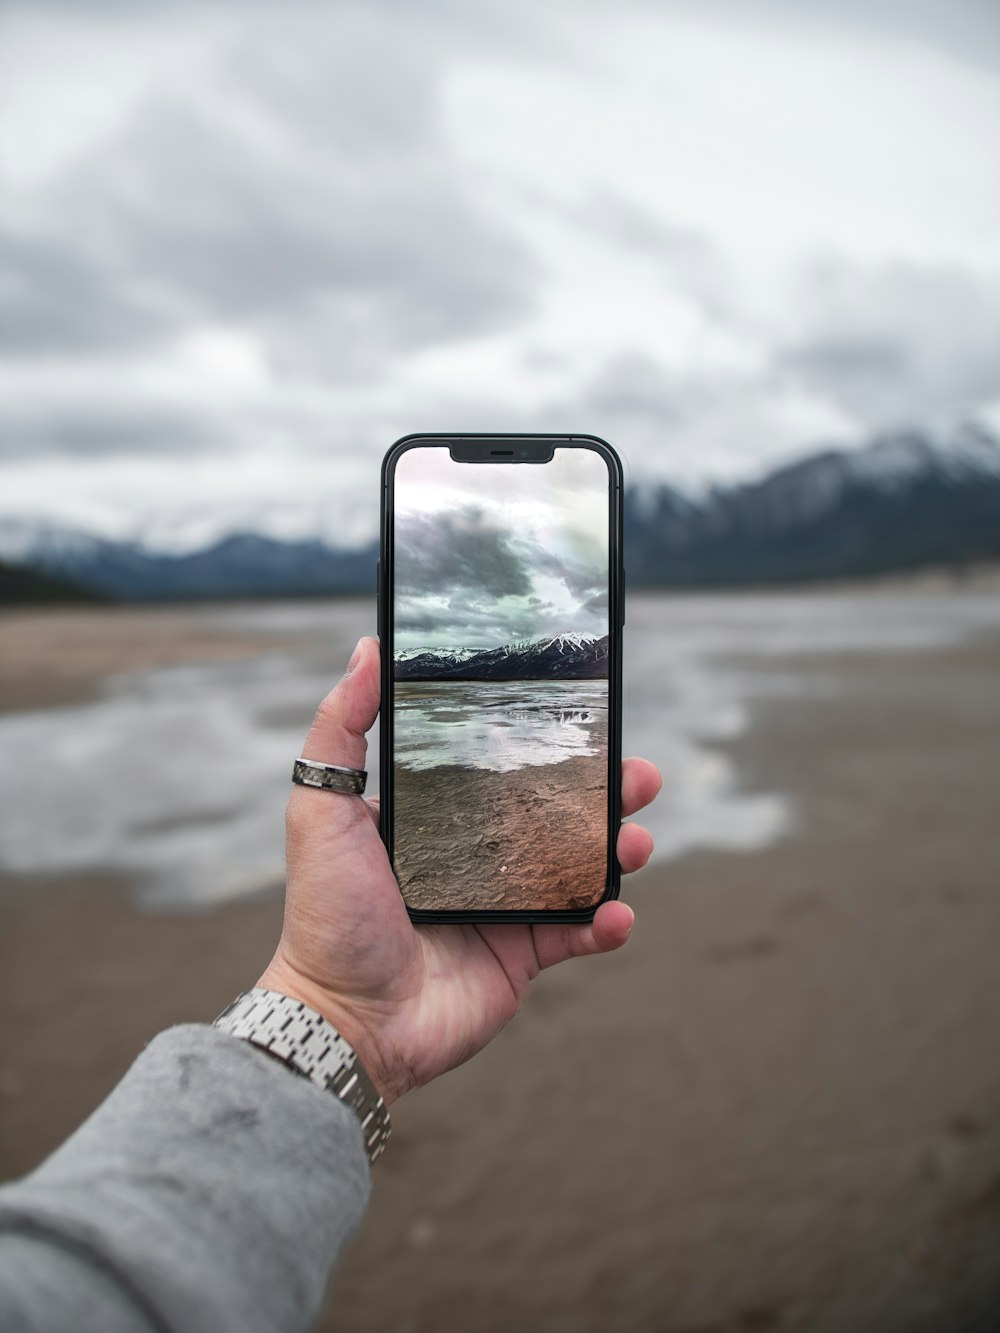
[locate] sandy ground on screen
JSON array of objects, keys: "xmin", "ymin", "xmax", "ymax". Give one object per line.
[
  {"xmin": 1, "ymin": 597, "xmax": 1000, "ymax": 1333},
  {"xmin": 394, "ymin": 756, "xmax": 608, "ymax": 912}
]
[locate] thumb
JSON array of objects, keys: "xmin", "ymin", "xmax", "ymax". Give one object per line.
[{"xmin": 299, "ymin": 636, "xmax": 381, "ymax": 772}]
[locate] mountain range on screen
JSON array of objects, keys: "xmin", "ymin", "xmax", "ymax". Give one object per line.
[{"xmin": 395, "ymin": 632, "xmax": 609, "ymax": 681}]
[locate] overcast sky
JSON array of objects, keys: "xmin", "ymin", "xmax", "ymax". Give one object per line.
[
  {"xmin": 2, "ymin": 0, "xmax": 999, "ymax": 548},
  {"xmin": 394, "ymin": 445, "xmax": 608, "ymax": 651}
]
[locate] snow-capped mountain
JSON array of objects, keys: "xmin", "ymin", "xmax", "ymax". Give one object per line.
[
  {"xmin": 0, "ymin": 516, "xmax": 113, "ymax": 568},
  {"xmin": 846, "ymin": 421, "xmax": 1000, "ymax": 492},
  {"xmin": 395, "ymin": 634, "xmax": 609, "ymax": 681},
  {"xmin": 394, "ymin": 646, "xmax": 480, "ymax": 663},
  {"xmin": 538, "ymin": 631, "xmax": 598, "ymax": 652},
  {"xmin": 737, "ymin": 422, "xmax": 1000, "ymax": 528},
  {"xmin": 625, "ymin": 421, "xmax": 1000, "ymax": 585}
]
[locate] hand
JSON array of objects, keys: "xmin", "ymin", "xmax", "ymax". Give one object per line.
[{"xmin": 259, "ymin": 636, "xmax": 662, "ymax": 1104}]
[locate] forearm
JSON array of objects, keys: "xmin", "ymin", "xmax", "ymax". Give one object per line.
[{"xmin": 0, "ymin": 1025, "xmax": 371, "ymax": 1333}]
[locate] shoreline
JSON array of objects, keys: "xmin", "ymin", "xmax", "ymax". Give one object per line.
[
  {"xmin": 2, "ymin": 572, "xmax": 998, "ymax": 719},
  {"xmin": 0, "ymin": 603, "xmax": 324, "ymax": 717}
]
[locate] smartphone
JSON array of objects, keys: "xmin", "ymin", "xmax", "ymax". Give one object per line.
[{"xmin": 378, "ymin": 434, "xmax": 623, "ymax": 922}]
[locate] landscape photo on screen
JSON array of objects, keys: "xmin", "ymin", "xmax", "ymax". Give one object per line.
[{"xmin": 392, "ymin": 445, "xmax": 611, "ymax": 912}]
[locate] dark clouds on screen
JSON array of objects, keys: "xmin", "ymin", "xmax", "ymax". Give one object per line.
[
  {"xmin": 394, "ymin": 505, "xmax": 607, "ymax": 649},
  {"xmin": 395, "ymin": 510, "xmax": 532, "ymax": 601}
]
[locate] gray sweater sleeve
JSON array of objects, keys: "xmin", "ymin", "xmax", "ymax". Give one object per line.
[{"xmin": 0, "ymin": 1024, "xmax": 372, "ymax": 1333}]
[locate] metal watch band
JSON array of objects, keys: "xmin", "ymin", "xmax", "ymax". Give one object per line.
[{"xmin": 214, "ymin": 988, "xmax": 391, "ymax": 1163}]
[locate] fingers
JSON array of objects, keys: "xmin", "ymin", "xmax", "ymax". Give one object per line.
[
  {"xmin": 299, "ymin": 636, "xmax": 380, "ymax": 771},
  {"xmin": 621, "ymin": 757, "xmax": 662, "ymax": 818},
  {"xmin": 618, "ymin": 821, "xmax": 654, "ymax": 874},
  {"xmin": 592, "ymin": 900, "xmax": 635, "ymax": 951},
  {"xmin": 532, "ymin": 900, "xmax": 635, "ymax": 971}
]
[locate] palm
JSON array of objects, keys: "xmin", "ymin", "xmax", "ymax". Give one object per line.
[{"xmin": 273, "ymin": 798, "xmax": 558, "ymax": 1099}]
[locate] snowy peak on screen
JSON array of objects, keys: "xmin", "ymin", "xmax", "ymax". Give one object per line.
[{"xmin": 395, "ymin": 633, "xmax": 609, "ymax": 681}]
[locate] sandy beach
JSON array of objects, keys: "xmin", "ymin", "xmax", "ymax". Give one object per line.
[
  {"xmin": 0, "ymin": 605, "xmax": 309, "ymax": 716},
  {"xmin": 1, "ymin": 597, "xmax": 999, "ymax": 1331}
]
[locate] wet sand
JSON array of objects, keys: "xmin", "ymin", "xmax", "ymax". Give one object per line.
[
  {"xmin": 395, "ymin": 755, "xmax": 608, "ymax": 912},
  {"xmin": 0, "ymin": 604, "xmax": 317, "ymax": 715},
  {"xmin": 337, "ymin": 630, "xmax": 1000, "ymax": 1333},
  {"xmin": 1, "ymin": 605, "xmax": 1000, "ymax": 1331}
]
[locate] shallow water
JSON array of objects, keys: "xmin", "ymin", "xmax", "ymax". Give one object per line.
[
  {"xmin": 1, "ymin": 588, "xmax": 998, "ymax": 907},
  {"xmin": 394, "ymin": 680, "xmax": 608, "ymax": 772}
]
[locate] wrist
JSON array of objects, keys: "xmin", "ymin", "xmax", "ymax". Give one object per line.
[
  {"xmin": 214, "ymin": 987, "xmax": 391, "ymax": 1163},
  {"xmin": 256, "ymin": 958, "xmax": 405, "ymax": 1106}
]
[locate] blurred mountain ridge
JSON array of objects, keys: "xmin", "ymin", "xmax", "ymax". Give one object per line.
[
  {"xmin": 625, "ymin": 420, "xmax": 1000, "ymax": 586},
  {"xmin": 2, "ymin": 422, "xmax": 999, "ymax": 600},
  {"xmin": 0, "ymin": 524, "xmax": 380, "ymax": 602}
]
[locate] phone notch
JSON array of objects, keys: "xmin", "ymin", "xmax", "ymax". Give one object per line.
[{"xmin": 449, "ymin": 438, "xmax": 555, "ymax": 464}]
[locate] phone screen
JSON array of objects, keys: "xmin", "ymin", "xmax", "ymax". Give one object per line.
[{"xmin": 387, "ymin": 441, "xmax": 616, "ymax": 915}]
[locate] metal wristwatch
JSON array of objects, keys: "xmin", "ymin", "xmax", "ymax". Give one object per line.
[{"xmin": 214, "ymin": 988, "xmax": 391, "ymax": 1163}]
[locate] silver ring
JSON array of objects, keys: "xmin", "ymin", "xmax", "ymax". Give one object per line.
[{"xmin": 292, "ymin": 758, "xmax": 367, "ymax": 796}]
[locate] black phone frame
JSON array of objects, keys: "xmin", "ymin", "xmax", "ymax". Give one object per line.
[{"xmin": 379, "ymin": 432, "xmax": 624, "ymax": 924}]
